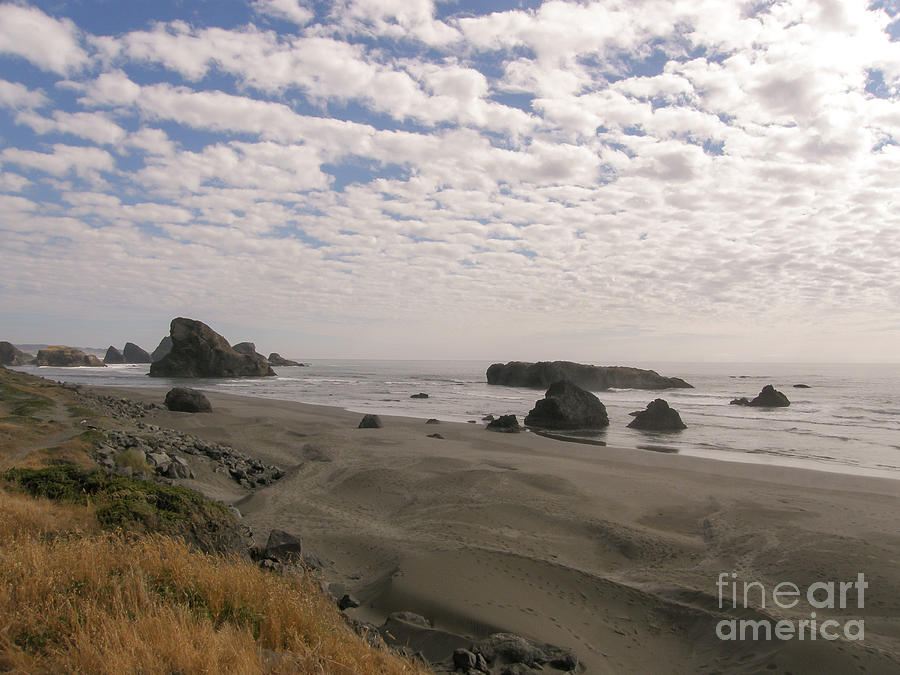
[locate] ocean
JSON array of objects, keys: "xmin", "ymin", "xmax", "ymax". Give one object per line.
[{"xmin": 11, "ymin": 360, "xmax": 900, "ymax": 480}]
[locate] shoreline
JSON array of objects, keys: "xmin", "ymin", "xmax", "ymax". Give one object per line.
[
  {"xmin": 92, "ymin": 383, "xmax": 900, "ymax": 488},
  {"xmin": 85, "ymin": 383, "xmax": 900, "ymax": 673}
]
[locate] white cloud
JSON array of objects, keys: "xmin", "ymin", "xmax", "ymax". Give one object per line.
[
  {"xmin": 253, "ymin": 0, "xmax": 315, "ymax": 26},
  {"xmin": 1, "ymin": 144, "xmax": 115, "ymax": 178},
  {"xmin": 15, "ymin": 110, "xmax": 126, "ymax": 145},
  {"xmin": 0, "ymin": 79, "xmax": 48, "ymax": 110},
  {"xmin": 0, "ymin": 4, "xmax": 88, "ymax": 74}
]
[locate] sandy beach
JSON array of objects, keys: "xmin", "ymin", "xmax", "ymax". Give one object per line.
[{"xmin": 97, "ymin": 385, "xmax": 900, "ymax": 674}]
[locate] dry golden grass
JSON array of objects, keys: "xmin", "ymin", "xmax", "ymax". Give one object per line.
[
  {"xmin": 0, "ymin": 519, "xmax": 430, "ymax": 674},
  {"xmin": 0, "ymin": 369, "xmax": 430, "ymax": 675}
]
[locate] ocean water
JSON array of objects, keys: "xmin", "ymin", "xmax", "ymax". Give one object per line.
[{"xmin": 11, "ymin": 360, "xmax": 900, "ymax": 480}]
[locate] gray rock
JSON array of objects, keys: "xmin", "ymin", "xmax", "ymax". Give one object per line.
[
  {"xmin": 268, "ymin": 353, "xmax": 305, "ymax": 367},
  {"xmin": 427, "ymin": 433, "xmax": 444, "ymax": 439},
  {"xmin": 426, "ymin": 418, "xmax": 440, "ymax": 424},
  {"xmin": 524, "ymin": 380, "xmax": 609, "ymax": 430},
  {"xmin": 410, "ymin": 392, "xmax": 429, "ymax": 399},
  {"xmin": 262, "ymin": 529, "xmax": 302, "ymax": 563},
  {"xmin": 150, "ymin": 336, "xmax": 172, "ymax": 362},
  {"xmin": 338, "ymin": 593, "xmax": 360, "ymax": 610},
  {"xmin": 122, "ymin": 342, "xmax": 152, "ymax": 363},
  {"xmin": 103, "ymin": 346, "xmax": 125, "ymax": 364},
  {"xmin": 389, "ymin": 612, "xmax": 432, "ymax": 628},
  {"xmin": 34, "ymin": 346, "xmax": 105, "ymax": 367},
  {"xmin": 627, "ymin": 398, "xmax": 687, "ymax": 431},
  {"xmin": 749, "ymin": 384, "xmax": 791, "ymax": 406},
  {"xmin": 453, "ymin": 648, "xmax": 477, "ymax": 670},
  {"xmin": 164, "ymin": 387, "xmax": 213, "ymax": 413},
  {"xmin": 486, "ymin": 414, "xmax": 521, "ymax": 433},
  {"xmin": 358, "ymin": 414, "xmax": 382, "ymax": 429},
  {"xmin": 487, "ymin": 360, "xmax": 692, "ymax": 390},
  {"xmin": 0, "ymin": 341, "xmax": 32, "ymax": 366},
  {"xmin": 149, "ymin": 318, "xmax": 276, "ymax": 378}
]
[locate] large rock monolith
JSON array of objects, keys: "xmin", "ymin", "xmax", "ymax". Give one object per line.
[{"xmin": 149, "ymin": 318, "xmax": 276, "ymax": 378}]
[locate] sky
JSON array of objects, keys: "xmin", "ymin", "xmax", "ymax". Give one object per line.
[{"xmin": 1, "ymin": 0, "xmax": 900, "ymax": 363}]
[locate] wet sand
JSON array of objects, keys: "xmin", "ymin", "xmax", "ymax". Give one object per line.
[{"xmin": 98, "ymin": 386, "xmax": 900, "ymax": 674}]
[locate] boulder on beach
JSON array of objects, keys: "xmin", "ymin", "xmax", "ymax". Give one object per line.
[
  {"xmin": 103, "ymin": 346, "xmax": 125, "ymax": 364},
  {"xmin": 123, "ymin": 342, "xmax": 152, "ymax": 363},
  {"xmin": 486, "ymin": 414, "xmax": 521, "ymax": 433},
  {"xmin": 149, "ymin": 318, "xmax": 276, "ymax": 378},
  {"xmin": 487, "ymin": 361, "xmax": 692, "ymax": 390},
  {"xmin": 0, "ymin": 341, "xmax": 33, "ymax": 366},
  {"xmin": 524, "ymin": 380, "xmax": 609, "ymax": 430},
  {"xmin": 164, "ymin": 387, "xmax": 212, "ymax": 413},
  {"xmin": 33, "ymin": 346, "xmax": 105, "ymax": 367},
  {"xmin": 150, "ymin": 336, "xmax": 172, "ymax": 362},
  {"xmin": 627, "ymin": 398, "xmax": 687, "ymax": 431},
  {"xmin": 358, "ymin": 414, "xmax": 383, "ymax": 428},
  {"xmin": 267, "ymin": 353, "xmax": 306, "ymax": 367}
]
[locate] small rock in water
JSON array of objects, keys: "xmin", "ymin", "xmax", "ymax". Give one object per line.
[{"xmin": 410, "ymin": 392, "xmax": 429, "ymax": 399}]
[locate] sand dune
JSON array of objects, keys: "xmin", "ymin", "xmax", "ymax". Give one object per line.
[{"xmin": 99, "ymin": 386, "xmax": 900, "ymax": 673}]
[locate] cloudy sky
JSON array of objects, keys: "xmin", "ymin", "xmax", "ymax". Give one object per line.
[{"xmin": 1, "ymin": 0, "xmax": 899, "ymax": 362}]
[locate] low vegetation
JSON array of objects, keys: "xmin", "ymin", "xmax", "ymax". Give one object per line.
[{"xmin": 0, "ymin": 367, "xmax": 428, "ymax": 674}]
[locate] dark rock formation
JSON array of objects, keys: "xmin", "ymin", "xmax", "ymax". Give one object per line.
[
  {"xmin": 358, "ymin": 414, "xmax": 383, "ymax": 428},
  {"xmin": 425, "ymin": 418, "xmax": 440, "ymax": 424},
  {"xmin": 34, "ymin": 346, "xmax": 105, "ymax": 367},
  {"xmin": 0, "ymin": 341, "xmax": 33, "ymax": 366},
  {"xmin": 149, "ymin": 318, "xmax": 276, "ymax": 378},
  {"xmin": 262, "ymin": 529, "xmax": 302, "ymax": 564},
  {"xmin": 338, "ymin": 594, "xmax": 360, "ymax": 610},
  {"xmin": 410, "ymin": 392, "xmax": 429, "ymax": 399},
  {"xmin": 487, "ymin": 361, "xmax": 692, "ymax": 390},
  {"xmin": 793, "ymin": 383, "xmax": 811, "ymax": 388},
  {"xmin": 232, "ymin": 341, "xmax": 263, "ymax": 358},
  {"xmin": 524, "ymin": 380, "xmax": 609, "ymax": 430},
  {"xmin": 427, "ymin": 433, "xmax": 444, "ymax": 439},
  {"xmin": 749, "ymin": 384, "xmax": 791, "ymax": 407},
  {"xmin": 627, "ymin": 398, "xmax": 687, "ymax": 431},
  {"xmin": 267, "ymin": 353, "xmax": 306, "ymax": 367},
  {"xmin": 123, "ymin": 342, "xmax": 151, "ymax": 363},
  {"xmin": 486, "ymin": 414, "xmax": 521, "ymax": 433},
  {"xmin": 731, "ymin": 385, "xmax": 790, "ymax": 407},
  {"xmin": 104, "ymin": 346, "xmax": 125, "ymax": 364},
  {"xmin": 475, "ymin": 633, "xmax": 578, "ymax": 671},
  {"xmin": 150, "ymin": 336, "xmax": 172, "ymax": 362},
  {"xmin": 164, "ymin": 387, "xmax": 212, "ymax": 413}
]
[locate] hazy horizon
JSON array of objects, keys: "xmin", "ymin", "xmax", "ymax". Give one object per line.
[{"xmin": 2, "ymin": 1, "xmax": 900, "ymax": 363}]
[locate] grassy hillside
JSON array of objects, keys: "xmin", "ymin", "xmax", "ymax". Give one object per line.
[{"xmin": 0, "ymin": 366, "xmax": 429, "ymax": 674}]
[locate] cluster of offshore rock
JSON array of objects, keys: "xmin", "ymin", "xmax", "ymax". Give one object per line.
[
  {"xmin": 482, "ymin": 376, "xmax": 791, "ymax": 435},
  {"xmin": 2, "ymin": 318, "xmax": 307, "ymax": 375}
]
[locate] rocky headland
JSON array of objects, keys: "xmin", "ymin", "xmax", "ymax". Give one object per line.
[
  {"xmin": 33, "ymin": 346, "xmax": 106, "ymax": 367},
  {"xmin": 0, "ymin": 341, "xmax": 33, "ymax": 366},
  {"xmin": 487, "ymin": 361, "xmax": 692, "ymax": 390},
  {"xmin": 268, "ymin": 353, "xmax": 307, "ymax": 367}
]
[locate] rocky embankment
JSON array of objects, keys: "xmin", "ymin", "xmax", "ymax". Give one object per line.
[
  {"xmin": 73, "ymin": 388, "xmax": 284, "ymax": 489},
  {"xmin": 487, "ymin": 361, "xmax": 692, "ymax": 390}
]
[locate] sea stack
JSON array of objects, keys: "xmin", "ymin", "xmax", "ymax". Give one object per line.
[
  {"xmin": 33, "ymin": 346, "xmax": 105, "ymax": 367},
  {"xmin": 149, "ymin": 318, "xmax": 276, "ymax": 378},
  {"xmin": 123, "ymin": 342, "xmax": 152, "ymax": 363},
  {"xmin": 150, "ymin": 336, "xmax": 173, "ymax": 362},
  {"xmin": 104, "ymin": 346, "xmax": 126, "ymax": 364},
  {"xmin": 487, "ymin": 361, "xmax": 692, "ymax": 390}
]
